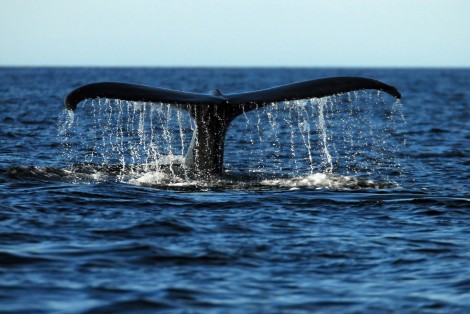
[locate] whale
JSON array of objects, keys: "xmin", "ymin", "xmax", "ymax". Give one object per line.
[{"xmin": 65, "ymin": 77, "xmax": 401, "ymax": 176}]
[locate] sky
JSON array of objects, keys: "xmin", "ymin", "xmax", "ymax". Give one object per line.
[{"xmin": 1, "ymin": 0, "xmax": 469, "ymax": 67}]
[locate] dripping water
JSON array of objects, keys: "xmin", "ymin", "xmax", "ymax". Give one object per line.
[
  {"xmin": 58, "ymin": 99, "xmax": 195, "ymax": 184},
  {"xmin": 225, "ymin": 91, "xmax": 405, "ymax": 183},
  {"xmin": 58, "ymin": 91, "xmax": 405, "ymax": 188}
]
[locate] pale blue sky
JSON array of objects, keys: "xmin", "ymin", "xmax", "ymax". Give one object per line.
[{"xmin": 1, "ymin": 0, "xmax": 469, "ymax": 67}]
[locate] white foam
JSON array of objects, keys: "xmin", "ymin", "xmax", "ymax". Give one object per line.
[
  {"xmin": 127, "ymin": 171, "xmax": 384, "ymax": 190},
  {"xmin": 129, "ymin": 171, "xmax": 180, "ymax": 185},
  {"xmin": 261, "ymin": 173, "xmax": 378, "ymax": 189}
]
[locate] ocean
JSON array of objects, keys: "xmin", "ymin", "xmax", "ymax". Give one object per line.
[{"xmin": 0, "ymin": 67, "xmax": 469, "ymax": 313}]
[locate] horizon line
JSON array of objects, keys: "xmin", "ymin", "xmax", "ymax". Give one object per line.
[{"xmin": 1, "ymin": 64, "xmax": 469, "ymax": 70}]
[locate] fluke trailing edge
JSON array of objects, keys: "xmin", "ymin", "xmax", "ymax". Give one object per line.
[{"xmin": 65, "ymin": 77, "xmax": 401, "ymax": 175}]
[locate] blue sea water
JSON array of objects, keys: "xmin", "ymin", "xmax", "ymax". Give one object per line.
[{"xmin": 0, "ymin": 67, "xmax": 469, "ymax": 313}]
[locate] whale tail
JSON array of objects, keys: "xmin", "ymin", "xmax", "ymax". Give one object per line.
[{"xmin": 65, "ymin": 77, "xmax": 401, "ymax": 175}]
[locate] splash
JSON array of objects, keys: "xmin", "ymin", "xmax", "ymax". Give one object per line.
[
  {"xmin": 260, "ymin": 173, "xmax": 387, "ymax": 189},
  {"xmin": 58, "ymin": 91, "xmax": 405, "ymax": 189}
]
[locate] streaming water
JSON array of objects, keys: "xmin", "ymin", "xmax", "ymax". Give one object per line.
[{"xmin": 58, "ymin": 91, "xmax": 404, "ymax": 189}]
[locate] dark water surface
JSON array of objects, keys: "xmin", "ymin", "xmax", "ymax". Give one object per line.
[{"xmin": 0, "ymin": 68, "xmax": 469, "ymax": 313}]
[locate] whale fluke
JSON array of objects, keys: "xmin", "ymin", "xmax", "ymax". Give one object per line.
[{"xmin": 65, "ymin": 77, "xmax": 401, "ymax": 175}]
